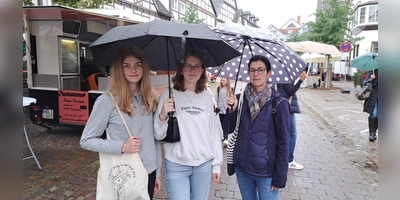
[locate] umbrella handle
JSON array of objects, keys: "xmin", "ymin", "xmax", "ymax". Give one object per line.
[{"xmin": 229, "ymin": 103, "xmax": 234, "ymax": 111}]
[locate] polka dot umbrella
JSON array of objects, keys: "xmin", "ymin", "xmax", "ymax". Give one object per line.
[{"xmin": 207, "ymin": 22, "xmax": 307, "ymax": 91}]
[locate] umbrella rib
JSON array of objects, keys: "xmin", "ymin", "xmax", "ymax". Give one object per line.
[
  {"xmin": 250, "ymin": 38, "xmax": 283, "ymax": 64},
  {"xmin": 249, "ymin": 38, "xmax": 298, "ymax": 82},
  {"xmin": 142, "ymin": 35, "xmax": 159, "ymax": 49},
  {"xmin": 221, "ymin": 32, "xmax": 280, "ymax": 45}
]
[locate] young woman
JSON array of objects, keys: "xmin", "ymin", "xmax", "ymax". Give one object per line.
[
  {"xmin": 154, "ymin": 51, "xmax": 223, "ymax": 200},
  {"xmin": 215, "ymin": 77, "xmax": 233, "ymax": 145},
  {"xmin": 80, "ymin": 45, "xmax": 161, "ymax": 199},
  {"xmin": 224, "ymin": 55, "xmax": 290, "ymax": 200}
]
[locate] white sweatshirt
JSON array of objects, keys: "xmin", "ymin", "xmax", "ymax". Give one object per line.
[{"xmin": 154, "ymin": 88, "xmax": 223, "ymax": 173}]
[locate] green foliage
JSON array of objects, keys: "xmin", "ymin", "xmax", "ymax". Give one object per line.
[
  {"xmin": 44, "ymin": 0, "xmax": 113, "ymax": 8},
  {"xmin": 353, "ymin": 71, "xmax": 367, "ymax": 87},
  {"xmin": 23, "ymin": 0, "xmax": 34, "ymax": 6},
  {"xmin": 286, "ymin": 31, "xmax": 306, "ymax": 43},
  {"xmin": 303, "ymin": 0, "xmax": 363, "ymax": 48},
  {"xmin": 179, "ymin": 5, "xmax": 204, "ymax": 24}
]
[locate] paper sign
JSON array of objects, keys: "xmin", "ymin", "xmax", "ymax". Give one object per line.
[{"xmin": 58, "ymin": 90, "xmax": 89, "ymax": 125}]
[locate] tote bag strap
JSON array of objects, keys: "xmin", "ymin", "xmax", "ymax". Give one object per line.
[
  {"xmin": 105, "ymin": 92, "xmax": 133, "ymax": 138},
  {"xmin": 235, "ymin": 92, "xmax": 244, "ymax": 129}
]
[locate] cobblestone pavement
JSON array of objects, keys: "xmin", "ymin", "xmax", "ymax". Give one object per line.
[{"xmin": 23, "ymin": 80, "xmax": 377, "ymax": 199}]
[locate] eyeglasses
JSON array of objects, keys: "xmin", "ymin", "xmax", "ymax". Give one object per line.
[
  {"xmin": 183, "ymin": 63, "xmax": 203, "ymax": 72},
  {"xmin": 248, "ymin": 68, "xmax": 267, "ymax": 75}
]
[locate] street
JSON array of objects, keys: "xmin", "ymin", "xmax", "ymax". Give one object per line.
[{"xmin": 23, "ymin": 80, "xmax": 378, "ymax": 199}]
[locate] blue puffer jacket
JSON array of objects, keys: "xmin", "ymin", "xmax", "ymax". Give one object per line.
[
  {"xmin": 277, "ymin": 81, "xmax": 303, "ymax": 113},
  {"xmin": 224, "ymin": 89, "xmax": 290, "ymax": 188}
]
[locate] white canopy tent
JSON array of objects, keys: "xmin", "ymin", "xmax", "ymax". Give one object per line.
[{"xmin": 286, "ymin": 41, "xmax": 342, "ymax": 88}]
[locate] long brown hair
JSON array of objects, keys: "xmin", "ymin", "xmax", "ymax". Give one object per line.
[
  {"xmin": 171, "ymin": 51, "xmax": 207, "ymax": 93},
  {"xmin": 218, "ymin": 78, "xmax": 233, "ymax": 98},
  {"xmin": 108, "ymin": 45, "xmax": 157, "ymax": 116}
]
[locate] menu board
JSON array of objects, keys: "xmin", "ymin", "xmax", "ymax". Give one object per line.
[
  {"xmin": 58, "ymin": 90, "xmax": 88, "ymax": 125},
  {"xmin": 60, "ymin": 39, "xmax": 79, "ymax": 74}
]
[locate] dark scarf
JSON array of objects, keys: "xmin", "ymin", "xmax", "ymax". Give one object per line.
[{"xmin": 245, "ymin": 83, "xmax": 272, "ymax": 120}]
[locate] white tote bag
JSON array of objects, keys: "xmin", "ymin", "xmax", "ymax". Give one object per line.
[{"xmin": 96, "ymin": 93, "xmax": 150, "ymax": 200}]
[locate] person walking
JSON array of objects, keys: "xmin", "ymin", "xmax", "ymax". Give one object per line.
[
  {"xmin": 363, "ymin": 69, "xmax": 378, "ymax": 142},
  {"xmin": 277, "ymin": 70, "xmax": 307, "ymax": 170},
  {"xmin": 154, "ymin": 51, "xmax": 223, "ymax": 200},
  {"xmin": 224, "ymin": 55, "xmax": 290, "ymax": 200},
  {"xmin": 215, "ymin": 77, "xmax": 233, "ymax": 146},
  {"xmin": 80, "ymin": 45, "xmax": 162, "ymax": 199}
]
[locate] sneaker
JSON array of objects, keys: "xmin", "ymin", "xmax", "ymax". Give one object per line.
[
  {"xmin": 289, "ymin": 161, "xmax": 304, "ymax": 170},
  {"xmin": 222, "ymin": 139, "xmax": 228, "ymax": 147}
]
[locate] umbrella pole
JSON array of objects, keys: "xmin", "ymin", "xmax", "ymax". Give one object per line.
[
  {"xmin": 166, "ymin": 37, "xmax": 172, "ymax": 99},
  {"xmin": 232, "ymin": 37, "xmax": 248, "ymax": 93}
]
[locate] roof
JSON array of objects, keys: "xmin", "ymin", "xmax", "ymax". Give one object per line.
[{"xmin": 280, "ymin": 18, "xmax": 302, "ymax": 29}]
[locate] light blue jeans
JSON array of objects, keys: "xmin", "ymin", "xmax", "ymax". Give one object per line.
[
  {"xmin": 165, "ymin": 159, "xmax": 212, "ymax": 200},
  {"xmin": 369, "ymin": 101, "xmax": 378, "ymax": 118},
  {"xmin": 235, "ymin": 167, "xmax": 280, "ymax": 200}
]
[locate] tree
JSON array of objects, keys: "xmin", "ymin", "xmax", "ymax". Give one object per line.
[
  {"xmin": 304, "ymin": 0, "xmax": 363, "ymax": 48},
  {"xmin": 303, "ymin": 0, "xmax": 363, "ymax": 88},
  {"xmin": 179, "ymin": 5, "xmax": 204, "ymax": 24},
  {"xmin": 286, "ymin": 31, "xmax": 306, "ymax": 43},
  {"xmin": 23, "ymin": 0, "xmax": 34, "ymax": 6},
  {"xmin": 23, "ymin": 0, "xmax": 113, "ymax": 8}
]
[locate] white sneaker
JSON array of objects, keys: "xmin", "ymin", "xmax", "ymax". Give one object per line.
[
  {"xmin": 222, "ymin": 139, "xmax": 228, "ymax": 147},
  {"xmin": 289, "ymin": 161, "xmax": 304, "ymax": 170}
]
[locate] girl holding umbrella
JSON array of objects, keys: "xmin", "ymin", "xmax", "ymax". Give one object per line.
[{"xmin": 154, "ymin": 51, "xmax": 223, "ymax": 200}]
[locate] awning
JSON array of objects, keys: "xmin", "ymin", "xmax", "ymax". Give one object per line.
[{"xmin": 286, "ymin": 41, "xmax": 342, "ymax": 55}]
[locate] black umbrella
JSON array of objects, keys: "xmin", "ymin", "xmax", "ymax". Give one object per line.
[{"xmin": 89, "ymin": 19, "xmax": 241, "ymax": 71}]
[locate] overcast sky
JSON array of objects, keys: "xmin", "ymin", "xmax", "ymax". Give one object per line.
[{"xmin": 236, "ymin": 0, "xmax": 318, "ymax": 29}]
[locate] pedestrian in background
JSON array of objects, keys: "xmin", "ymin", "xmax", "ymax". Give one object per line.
[
  {"xmin": 277, "ymin": 70, "xmax": 307, "ymax": 170},
  {"xmin": 80, "ymin": 57, "xmax": 105, "ymax": 90},
  {"xmin": 215, "ymin": 77, "xmax": 233, "ymax": 146},
  {"xmin": 224, "ymin": 55, "xmax": 290, "ymax": 200},
  {"xmin": 363, "ymin": 69, "xmax": 378, "ymax": 142},
  {"xmin": 80, "ymin": 45, "xmax": 162, "ymax": 199},
  {"xmin": 154, "ymin": 51, "xmax": 223, "ymax": 200}
]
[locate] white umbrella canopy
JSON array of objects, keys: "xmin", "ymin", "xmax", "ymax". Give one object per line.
[{"xmin": 286, "ymin": 41, "xmax": 341, "ymax": 55}]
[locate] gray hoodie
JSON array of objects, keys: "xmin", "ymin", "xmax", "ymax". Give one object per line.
[{"xmin": 80, "ymin": 93, "xmax": 161, "ymax": 177}]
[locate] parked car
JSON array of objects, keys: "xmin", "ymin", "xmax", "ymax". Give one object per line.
[{"xmin": 332, "ymin": 73, "xmax": 340, "ymax": 81}]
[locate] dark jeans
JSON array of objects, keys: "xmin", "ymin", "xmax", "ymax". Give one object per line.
[
  {"xmin": 148, "ymin": 170, "xmax": 156, "ymax": 199},
  {"xmin": 219, "ymin": 114, "xmax": 227, "ymax": 140},
  {"xmin": 289, "ymin": 113, "xmax": 297, "ymax": 163}
]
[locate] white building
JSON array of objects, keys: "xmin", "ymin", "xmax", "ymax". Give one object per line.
[{"xmin": 348, "ymin": 0, "xmax": 378, "ymax": 59}]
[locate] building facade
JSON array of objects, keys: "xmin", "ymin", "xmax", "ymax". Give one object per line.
[
  {"xmin": 348, "ymin": 0, "xmax": 378, "ymax": 59},
  {"xmin": 30, "ymin": 0, "xmax": 260, "ymax": 28}
]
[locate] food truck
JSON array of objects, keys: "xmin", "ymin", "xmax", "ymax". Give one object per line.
[{"xmin": 23, "ymin": 6, "xmax": 168, "ymax": 129}]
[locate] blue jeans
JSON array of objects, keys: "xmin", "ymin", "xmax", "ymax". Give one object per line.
[
  {"xmin": 369, "ymin": 101, "xmax": 378, "ymax": 118},
  {"xmin": 235, "ymin": 167, "xmax": 280, "ymax": 200},
  {"xmin": 165, "ymin": 159, "xmax": 212, "ymax": 200},
  {"xmin": 289, "ymin": 113, "xmax": 297, "ymax": 163}
]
